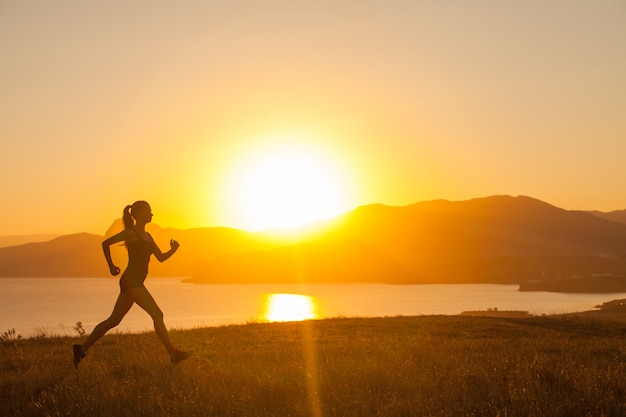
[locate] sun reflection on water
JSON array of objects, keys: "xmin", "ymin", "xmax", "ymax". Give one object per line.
[{"xmin": 263, "ymin": 293, "xmax": 318, "ymax": 322}]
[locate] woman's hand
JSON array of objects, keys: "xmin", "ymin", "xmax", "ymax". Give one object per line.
[
  {"xmin": 170, "ymin": 239, "xmax": 180, "ymax": 252},
  {"xmin": 109, "ymin": 265, "xmax": 121, "ymax": 276}
]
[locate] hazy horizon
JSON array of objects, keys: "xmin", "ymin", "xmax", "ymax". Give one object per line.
[{"xmin": 2, "ymin": 1, "xmax": 625, "ymax": 235}]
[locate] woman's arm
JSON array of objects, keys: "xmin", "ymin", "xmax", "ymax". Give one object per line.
[
  {"xmin": 152, "ymin": 237, "xmax": 180, "ymax": 263},
  {"xmin": 102, "ymin": 229, "xmax": 133, "ymax": 275}
]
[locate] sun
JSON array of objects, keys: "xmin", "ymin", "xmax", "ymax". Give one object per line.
[{"xmin": 226, "ymin": 141, "xmax": 352, "ymax": 231}]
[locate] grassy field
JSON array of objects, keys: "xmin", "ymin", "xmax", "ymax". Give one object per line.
[{"xmin": 3, "ymin": 314, "xmax": 626, "ymax": 416}]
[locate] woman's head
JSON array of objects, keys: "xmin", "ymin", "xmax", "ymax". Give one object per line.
[{"xmin": 122, "ymin": 201, "xmax": 152, "ymax": 229}]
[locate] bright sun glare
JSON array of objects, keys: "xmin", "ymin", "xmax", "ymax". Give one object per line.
[
  {"xmin": 227, "ymin": 140, "xmax": 352, "ymax": 231},
  {"xmin": 264, "ymin": 293, "xmax": 318, "ymax": 322}
]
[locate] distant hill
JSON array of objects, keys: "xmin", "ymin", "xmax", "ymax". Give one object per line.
[
  {"xmin": 0, "ymin": 233, "xmax": 105, "ymax": 277},
  {"xmin": 588, "ymin": 210, "xmax": 626, "ymax": 226},
  {"xmin": 0, "ymin": 224, "xmax": 290, "ymax": 278},
  {"xmin": 0, "ymin": 234, "xmax": 59, "ymax": 248},
  {"xmin": 3, "ymin": 195, "xmax": 626, "ymax": 288},
  {"xmin": 193, "ymin": 195, "xmax": 626, "ymax": 285}
]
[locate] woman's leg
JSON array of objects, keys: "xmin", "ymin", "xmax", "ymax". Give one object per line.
[
  {"xmin": 125, "ymin": 286, "xmax": 176, "ymax": 358},
  {"xmin": 81, "ymin": 291, "xmax": 134, "ymax": 352}
]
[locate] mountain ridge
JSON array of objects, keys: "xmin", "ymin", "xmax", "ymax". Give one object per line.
[{"xmin": 2, "ymin": 195, "xmax": 626, "ymax": 288}]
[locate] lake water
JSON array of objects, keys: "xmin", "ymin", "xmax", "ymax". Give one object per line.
[{"xmin": 1, "ymin": 277, "xmax": 624, "ymax": 338}]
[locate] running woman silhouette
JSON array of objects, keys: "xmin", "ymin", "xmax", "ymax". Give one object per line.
[{"xmin": 73, "ymin": 201, "xmax": 192, "ymax": 368}]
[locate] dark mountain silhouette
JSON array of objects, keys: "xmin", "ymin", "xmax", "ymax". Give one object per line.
[
  {"xmin": 0, "ymin": 233, "xmax": 105, "ymax": 277},
  {"xmin": 0, "ymin": 224, "xmax": 290, "ymax": 278},
  {"xmin": 2, "ymin": 195, "xmax": 626, "ymax": 290},
  {"xmin": 588, "ymin": 210, "xmax": 626, "ymax": 226},
  {"xmin": 0, "ymin": 234, "xmax": 60, "ymax": 248},
  {"xmin": 190, "ymin": 195, "xmax": 626, "ymax": 285}
]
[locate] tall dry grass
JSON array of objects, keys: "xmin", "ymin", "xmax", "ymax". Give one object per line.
[{"xmin": 3, "ymin": 314, "xmax": 626, "ymax": 416}]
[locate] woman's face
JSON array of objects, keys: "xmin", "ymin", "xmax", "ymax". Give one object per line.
[{"xmin": 133, "ymin": 203, "xmax": 153, "ymax": 224}]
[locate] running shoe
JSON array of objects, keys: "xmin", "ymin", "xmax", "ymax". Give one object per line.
[{"xmin": 171, "ymin": 349, "xmax": 193, "ymax": 365}]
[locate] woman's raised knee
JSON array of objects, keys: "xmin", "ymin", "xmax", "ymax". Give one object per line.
[{"xmin": 104, "ymin": 315, "xmax": 124, "ymax": 328}]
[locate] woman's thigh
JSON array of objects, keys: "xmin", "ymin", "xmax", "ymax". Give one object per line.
[
  {"xmin": 107, "ymin": 291, "xmax": 135, "ymax": 321},
  {"xmin": 125, "ymin": 286, "xmax": 163, "ymax": 319}
]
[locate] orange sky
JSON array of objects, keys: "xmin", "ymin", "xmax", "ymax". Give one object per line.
[{"xmin": 1, "ymin": 1, "xmax": 625, "ymax": 235}]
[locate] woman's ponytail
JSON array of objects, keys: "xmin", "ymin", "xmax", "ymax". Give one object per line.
[{"xmin": 122, "ymin": 205, "xmax": 134, "ymax": 229}]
